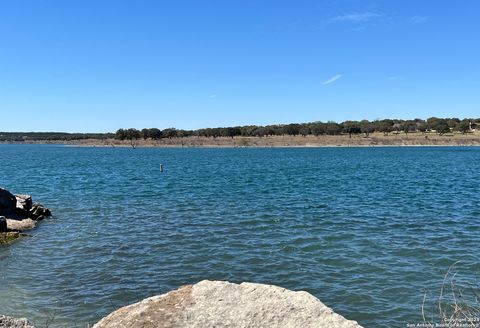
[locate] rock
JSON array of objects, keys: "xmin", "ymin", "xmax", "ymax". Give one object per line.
[
  {"xmin": 0, "ymin": 188, "xmax": 16, "ymax": 211},
  {"xmin": 29, "ymin": 203, "xmax": 51, "ymax": 220},
  {"xmin": 0, "ymin": 188, "xmax": 51, "ymax": 244},
  {"xmin": 15, "ymin": 195, "xmax": 32, "ymax": 211},
  {"xmin": 0, "ymin": 188, "xmax": 51, "ymax": 221},
  {"xmin": 6, "ymin": 219, "xmax": 36, "ymax": 232},
  {"xmin": 93, "ymin": 280, "xmax": 363, "ymax": 328},
  {"xmin": 0, "ymin": 208, "xmax": 28, "ymax": 221},
  {"xmin": 0, "ymin": 217, "xmax": 6, "ymax": 232},
  {"xmin": 0, "ymin": 315, "xmax": 35, "ymax": 328}
]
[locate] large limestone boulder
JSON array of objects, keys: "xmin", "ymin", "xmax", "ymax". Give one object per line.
[
  {"xmin": 0, "ymin": 315, "xmax": 35, "ymax": 328},
  {"xmin": 93, "ymin": 280, "xmax": 363, "ymax": 328}
]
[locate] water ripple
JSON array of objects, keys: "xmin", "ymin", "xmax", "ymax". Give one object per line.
[{"xmin": 0, "ymin": 145, "xmax": 479, "ymax": 328}]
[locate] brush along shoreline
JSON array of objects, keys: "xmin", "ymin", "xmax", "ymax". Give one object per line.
[{"xmin": 3, "ymin": 132, "xmax": 480, "ymax": 148}]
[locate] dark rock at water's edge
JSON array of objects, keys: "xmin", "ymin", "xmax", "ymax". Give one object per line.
[
  {"xmin": 0, "ymin": 315, "xmax": 35, "ymax": 328},
  {"xmin": 0, "ymin": 189, "xmax": 16, "ymax": 210},
  {"xmin": 30, "ymin": 202, "xmax": 51, "ymax": 220},
  {"xmin": 0, "ymin": 187, "xmax": 51, "ymax": 244},
  {"xmin": 0, "ymin": 217, "xmax": 6, "ymax": 232}
]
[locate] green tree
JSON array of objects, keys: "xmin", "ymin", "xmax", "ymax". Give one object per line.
[
  {"xmin": 115, "ymin": 129, "xmax": 127, "ymax": 140},
  {"xmin": 149, "ymin": 128, "xmax": 163, "ymax": 140},
  {"xmin": 435, "ymin": 121, "xmax": 451, "ymax": 135},
  {"xmin": 342, "ymin": 121, "xmax": 361, "ymax": 138},
  {"xmin": 310, "ymin": 123, "xmax": 326, "ymax": 136},
  {"xmin": 360, "ymin": 120, "xmax": 374, "ymax": 137},
  {"xmin": 282, "ymin": 124, "xmax": 301, "ymax": 136},
  {"xmin": 141, "ymin": 128, "xmax": 150, "ymax": 140},
  {"xmin": 240, "ymin": 126, "xmax": 257, "ymax": 137},
  {"xmin": 299, "ymin": 125, "xmax": 310, "ymax": 137},
  {"xmin": 374, "ymin": 120, "xmax": 394, "ymax": 136},
  {"xmin": 426, "ymin": 118, "xmax": 451, "ymax": 135},
  {"xmin": 125, "ymin": 128, "xmax": 141, "ymax": 148},
  {"xmin": 401, "ymin": 120, "xmax": 417, "ymax": 134},
  {"xmin": 163, "ymin": 128, "xmax": 178, "ymax": 139},
  {"xmin": 447, "ymin": 118, "xmax": 460, "ymax": 129},
  {"xmin": 223, "ymin": 127, "xmax": 241, "ymax": 138},
  {"xmin": 325, "ymin": 122, "xmax": 342, "ymax": 135},
  {"xmin": 455, "ymin": 120, "xmax": 471, "ymax": 134},
  {"xmin": 253, "ymin": 127, "xmax": 267, "ymax": 137}
]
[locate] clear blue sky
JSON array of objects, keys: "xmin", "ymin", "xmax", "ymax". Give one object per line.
[{"xmin": 1, "ymin": 0, "xmax": 479, "ymax": 132}]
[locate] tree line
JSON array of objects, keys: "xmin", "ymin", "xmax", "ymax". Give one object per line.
[
  {"xmin": 0, "ymin": 132, "xmax": 114, "ymax": 142},
  {"xmin": 114, "ymin": 117, "xmax": 479, "ymax": 141},
  {"xmin": 1, "ymin": 117, "xmax": 478, "ymax": 142}
]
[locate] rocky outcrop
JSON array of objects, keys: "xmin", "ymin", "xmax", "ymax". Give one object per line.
[
  {"xmin": 93, "ymin": 280, "xmax": 363, "ymax": 328},
  {"xmin": 0, "ymin": 315, "xmax": 35, "ymax": 328},
  {"xmin": 0, "ymin": 188, "xmax": 51, "ymax": 243}
]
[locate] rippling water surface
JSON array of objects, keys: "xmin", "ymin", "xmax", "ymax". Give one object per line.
[{"xmin": 1, "ymin": 145, "xmax": 479, "ymax": 327}]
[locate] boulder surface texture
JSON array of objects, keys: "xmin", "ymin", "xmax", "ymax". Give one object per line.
[
  {"xmin": 93, "ymin": 280, "xmax": 363, "ymax": 328},
  {"xmin": 0, "ymin": 315, "xmax": 35, "ymax": 328}
]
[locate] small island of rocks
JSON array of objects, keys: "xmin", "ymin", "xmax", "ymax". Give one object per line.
[{"xmin": 0, "ymin": 187, "xmax": 51, "ymax": 244}]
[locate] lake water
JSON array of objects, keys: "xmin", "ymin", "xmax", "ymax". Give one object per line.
[{"xmin": 1, "ymin": 145, "xmax": 479, "ymax": 327}]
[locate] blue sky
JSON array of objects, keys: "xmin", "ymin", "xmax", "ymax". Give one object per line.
[{"xmin": 0, "ymin": 0, "xmax": 479, "ymax": 132}]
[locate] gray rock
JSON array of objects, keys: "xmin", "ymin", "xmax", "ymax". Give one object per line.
[
  {"xmin": 93, "ymin": 280, "xmax": 363, "ymax": 328},
  {"xmin": 0, "ymin": 188, "xmax": 16, "ymax": 211},
  {"xmin": 29, "ymin": 203, "xmax": 51, "ymax": 220},
  {"xmin": 0, "ymin": 315, "xmax": 35, "ymax": 328},
  {"xmin": 6, "ymin": 219, "xmax": 36, "ymax": 232},
  {"xmin": 15, "ymin": 195, "xmax": 32, "ymax": 211}
]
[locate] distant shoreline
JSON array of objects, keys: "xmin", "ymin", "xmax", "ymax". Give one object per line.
[{"xmin": 2, "ymin": 132, "xmax": 480, "ymax": 148}]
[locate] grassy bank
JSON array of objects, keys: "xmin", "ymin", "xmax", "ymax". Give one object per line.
[
  {"xmin": 63, "ymin": 132, "xmax": 480, "ymax": 147},
  {"xmin": 2, "ymin": 132, "xmax": 480, "ymax": 148}
]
